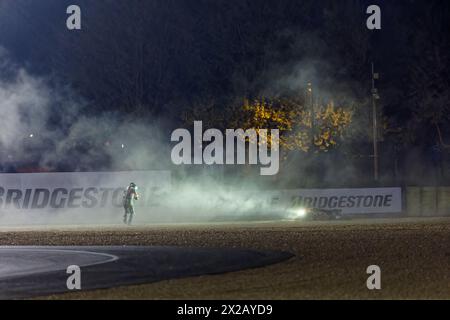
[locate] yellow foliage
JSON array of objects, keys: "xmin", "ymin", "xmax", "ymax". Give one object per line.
[{"xmin": 240, "ymin": 98, "xmax": 352, "ymax": 154}]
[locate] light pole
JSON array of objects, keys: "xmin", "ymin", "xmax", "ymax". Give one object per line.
[
  {"xmin": 371, "ymin": 62, "xmax": 380, "ymax": 181},
  {"xmin": 307, "ymin": 82, "xmax": 314, "ymax": 142}
]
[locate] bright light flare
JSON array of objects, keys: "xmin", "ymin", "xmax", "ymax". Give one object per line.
[
  {"xmin": 295, "ymin": 208, "xmax": 307, "ymax": 218},
  {"xmin": 286, "ymin": 207, "xmax": 309, "ymax": 220}
]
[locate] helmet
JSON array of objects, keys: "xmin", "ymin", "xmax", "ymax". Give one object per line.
[{"xmin": 130, "ymin": 182, "xmax": 136, "ymax": 187}]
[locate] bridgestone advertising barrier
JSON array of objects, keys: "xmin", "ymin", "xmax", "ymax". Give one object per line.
[
  {"xmin": 268, "ymin": 187, "xmax": 402, "ymax": 214},
  {"xmin": 0, "ymin": 172, "xmax": 403, "ymax": 225},
  {"xmin": 0, "ymin": 171, "xmax": 171, "ymax": 225}
]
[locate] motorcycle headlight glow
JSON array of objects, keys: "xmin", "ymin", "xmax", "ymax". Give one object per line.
[{"xmin": 295, "ymin": 208, "xmax": 307, "ymax": 218}]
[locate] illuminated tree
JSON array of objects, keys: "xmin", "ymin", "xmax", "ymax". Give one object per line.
[{"xmin": 239, "ymin": 97, "xmax": 352, "ymax": 154}]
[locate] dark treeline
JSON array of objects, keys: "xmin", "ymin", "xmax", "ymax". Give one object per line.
[{"xmin": 0, "ymin": 0, "xmax": 449, "ymax": 186}]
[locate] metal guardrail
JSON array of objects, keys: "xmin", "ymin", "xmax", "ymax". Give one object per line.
[{"xmin": 405, "ymin": 187, "xmax": 450, "ymax": 217}]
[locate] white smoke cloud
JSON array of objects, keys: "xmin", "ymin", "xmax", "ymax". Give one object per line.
[
  {"xmin": 0, "ymin": 68, "xmax": 49, "ymax": 149},
  {"xmin": 0, "ymin": 48, "xmax": 282, "ymax": 227}
]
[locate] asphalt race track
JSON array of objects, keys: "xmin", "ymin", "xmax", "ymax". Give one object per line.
[{"xmin": 0, "ymin": 246, "xmax": 293, "ymax": 299}]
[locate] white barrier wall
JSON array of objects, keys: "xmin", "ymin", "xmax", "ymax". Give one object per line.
[
  {"xmin": 267, "ymin": 188, "xmax": 402, "ymax": 214},
  {"xmin": 0, "ymin": 172, "xmax": 402, "ymax": 224},
  {"xmin": 0, "ymin": 171, "xmax": 171, "ymax": 214}
]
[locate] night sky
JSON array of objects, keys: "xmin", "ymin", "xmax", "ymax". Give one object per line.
[{"xmin": 0, "ymin": 0, "xmax": 448, "ymax": 185}]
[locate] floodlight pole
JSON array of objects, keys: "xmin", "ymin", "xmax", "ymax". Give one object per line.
[
  {"xmin": 307, "ymin": 82, "xmax": 314, "ymax": 142},
  {"xmin": 371, "ymin": 62, "xmax": 379, "ymax": 182}
]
